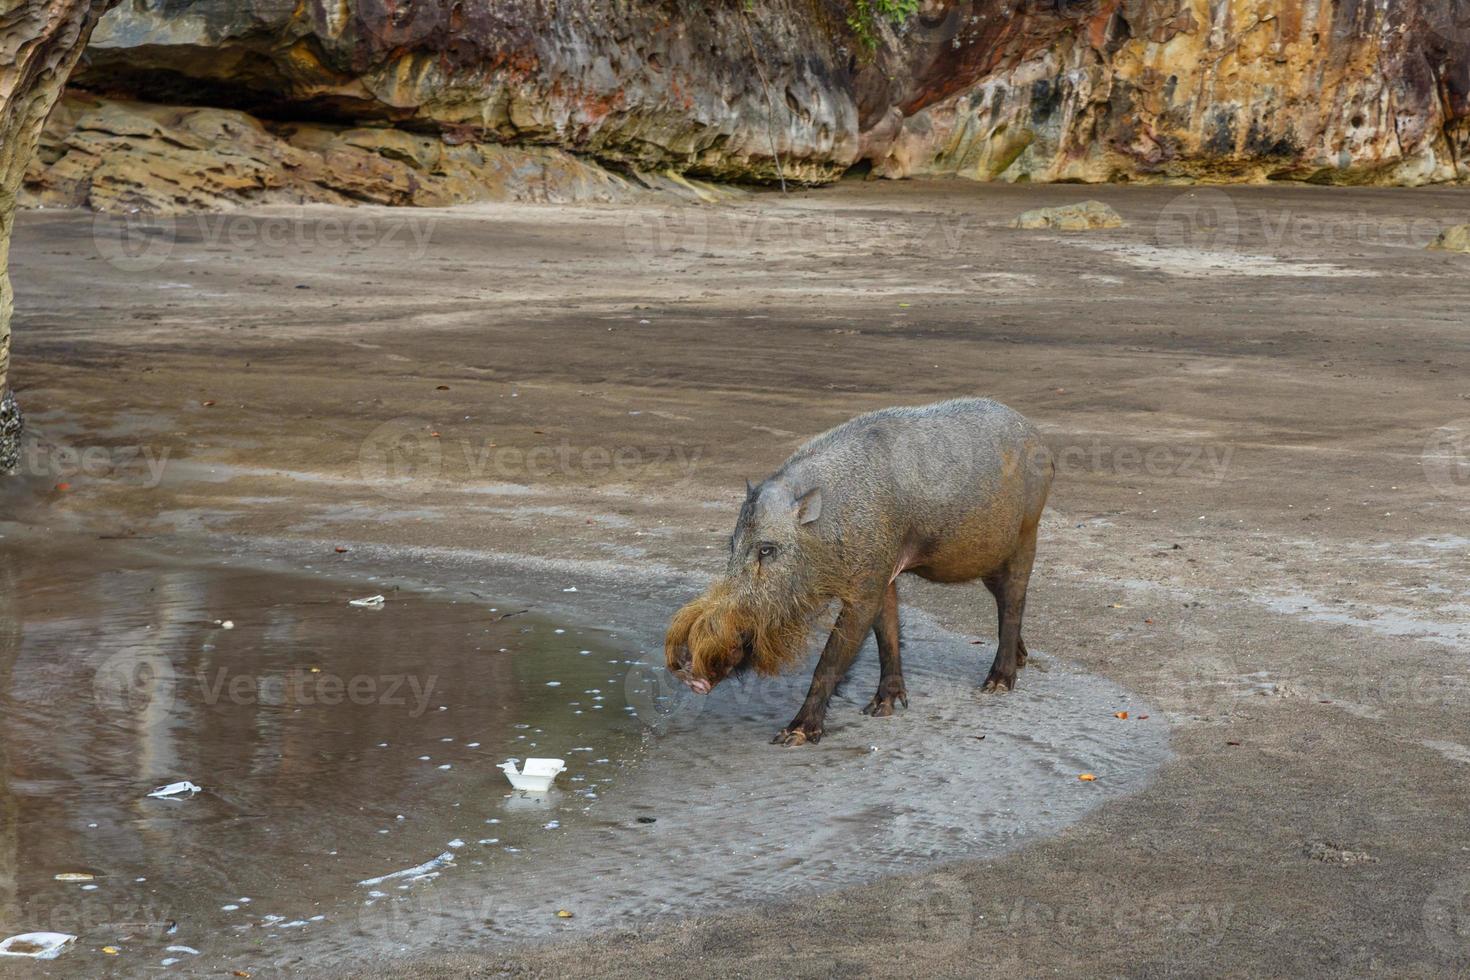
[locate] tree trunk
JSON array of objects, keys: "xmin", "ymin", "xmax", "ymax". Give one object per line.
[{"xmin": 0, "ymin": 0, "xmax": 117, "ymax": 471}]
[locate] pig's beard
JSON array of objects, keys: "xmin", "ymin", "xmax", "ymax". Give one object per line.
[{"xmin": 665, "ymin": 578, "xmax": 822, "ymax": 686}]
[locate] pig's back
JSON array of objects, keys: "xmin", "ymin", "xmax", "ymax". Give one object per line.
[{"xmin": 786, "ymin": 398, "xmax": 1050, "ymax": 537}]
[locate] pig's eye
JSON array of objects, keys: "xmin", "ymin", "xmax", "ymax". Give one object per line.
[{"xmin": 757, "ymin": 543, "xmax": 777, "ymax": 561}]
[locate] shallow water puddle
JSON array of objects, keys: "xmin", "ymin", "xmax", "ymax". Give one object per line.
[
  {"xmin": 0, "ymin": 544, "xmax": 1170, "ymax": 973},
  {"xmin": 0, "ymin": 553, "xmax": 640, "ymax": 972}
]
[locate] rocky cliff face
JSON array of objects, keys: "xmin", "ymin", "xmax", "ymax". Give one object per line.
[
  {"xmin": 873, "ymin": 0, "xmax": 1470, "ymax": 184},
  {"xmin": 24, "ymin": 93, "xmax": 727, "ymax": 214},
  {"xmin": 59, "ymin": 0, "xmax": 1469, "ymax": 194},
  {"xmin": 76, "ymin": 0, "xmax": 868, "ymax": 184}
]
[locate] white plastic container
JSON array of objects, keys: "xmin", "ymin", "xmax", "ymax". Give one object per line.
[
  {"xmin": 0, "ymin": 933, "xmax": 76, "ymax": 960},
  {"xmin": 499, "ymin": 758, "xmax": 566, "ymax": 792}
]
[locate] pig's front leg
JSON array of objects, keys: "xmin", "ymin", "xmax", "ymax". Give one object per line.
[{"xmin": 774, "ymin": 594, "xmax": 881, "ymax": 747}]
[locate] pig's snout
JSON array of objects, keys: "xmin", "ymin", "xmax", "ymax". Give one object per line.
[{"xmin": 667, "ymin": 646, "xmax": 711, "ymax": 694}]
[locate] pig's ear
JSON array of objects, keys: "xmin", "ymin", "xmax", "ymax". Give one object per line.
[
  {"xmin": 793, "ymin": 487, "xmax": 822, "ymax": 525},
  {"xmin": 745, "ymin": 479, "xmax": 757, "ymax": 500}
]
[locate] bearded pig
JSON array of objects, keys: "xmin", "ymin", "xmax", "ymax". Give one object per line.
[{"xmin": 665, "ymin": 398, "xmax": 1054, "ymax": 746}]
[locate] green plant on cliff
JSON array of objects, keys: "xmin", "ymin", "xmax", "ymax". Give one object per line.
[{"xmin": 847, "ymin": 0, "xmax": 919, "ymax": 50}]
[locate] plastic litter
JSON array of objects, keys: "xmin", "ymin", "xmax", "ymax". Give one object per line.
[
  {"xmin": 0, "ymin": 933, "xmax": 76, "ymax": 959},
  {"xmin": 357, "ymin": 851, "xmax": 455, "ymax": 887},
  {"xmin": 499, "ymin": 758, "xmax": 566, "ymax": 792},
  {"xmin": 349, "ymin": 595, "xmax": 386, "ymax": 608},
  {"xmin": 147, "ymin": 781, "xmax": 202, "ymax": 799}
]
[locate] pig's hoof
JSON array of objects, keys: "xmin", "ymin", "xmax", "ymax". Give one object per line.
[
  {"xmin": 981, "ymin": 670, "xmax": 1016, "ymax": 694},
  {"xmin": 772, "ymin": 722, "xmax": 823, "ymax": 746},
  {"xmin": 862, "ymin": 685, "xmax": 908, "ymax": 717}
]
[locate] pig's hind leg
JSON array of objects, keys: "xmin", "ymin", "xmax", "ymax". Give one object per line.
[
  {"xmin": 862, "ymin": 580, "xmax": 909, "ymax": 717},
  {"xmin": 981, "ymin": 522, "xmax": 1039, "ymax": 694},
  {"xmin": 983, "ymin": 584, "xmax": 1030, "ymax": 670}
]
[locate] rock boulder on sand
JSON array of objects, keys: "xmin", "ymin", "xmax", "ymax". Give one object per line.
[{"xmin": 1011, "ymin": 201, "xmax": 1125, "ymax": 232}]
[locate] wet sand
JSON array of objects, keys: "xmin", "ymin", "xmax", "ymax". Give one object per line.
[
  {"xmin": 0, "ymin": 529, "xmax": 1166, "ymax": 975},
  {"xmin": 3, "ymin": 180, "xmax": 1470, "ymax": 976}
]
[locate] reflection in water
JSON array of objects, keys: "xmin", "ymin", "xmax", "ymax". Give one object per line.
[{"xmin": 0, "ymin": 547, "xmax": 639, "ymax": 972}]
